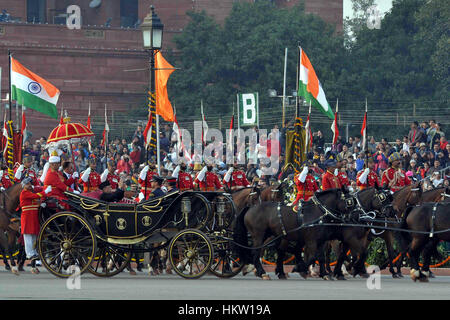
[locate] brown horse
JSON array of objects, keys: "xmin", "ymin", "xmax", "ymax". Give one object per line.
[
  {"xmin": 0, "ymin": 183, "xmax": 23, "ymax": 274},
  {"xmin": 259, "ymin": 181, "xmax": 285, "ymax": 203},
  {"xmin": 400, "ymin": 202, "xmax": 450, "ymax": 282}
]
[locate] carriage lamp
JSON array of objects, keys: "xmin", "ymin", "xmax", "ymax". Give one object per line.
[
  {"xmin": 216, "ymin": 197, "xmax": 226, "ymax": 227},
  {"xmin": 181, "ymin": 197, "xmax": 191, "ymax": 227}
]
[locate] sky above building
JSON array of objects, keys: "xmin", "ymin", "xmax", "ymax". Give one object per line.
[{"xmin": 343, "ymin": 0, "xmax": 393, "ymax": 19}]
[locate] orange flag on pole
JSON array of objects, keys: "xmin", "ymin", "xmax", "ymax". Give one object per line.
[{"xmin": 155, "ymin": 51, "xmax": 175, "ymax": 122}]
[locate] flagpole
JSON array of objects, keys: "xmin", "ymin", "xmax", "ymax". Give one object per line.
[
  {"xmin": 8, "ymin": 51, "xmax": 12, "ymax": 122},
  {"xmin": 282, "ymin": 47, "xmax": 287, "ymax": 128},
  {"xmin": 296, "ymin": 45, "xmax": 300, "ymax": 118}
]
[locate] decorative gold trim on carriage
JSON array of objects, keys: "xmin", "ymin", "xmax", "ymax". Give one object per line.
[{"xmin": 107, "ymin": 235, "xmax": 148, "ymax": 245}]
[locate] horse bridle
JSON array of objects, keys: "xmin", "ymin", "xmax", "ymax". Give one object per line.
[{"xmin": 309, "ymin": 191, "xmax": 352, "ymax": 223}]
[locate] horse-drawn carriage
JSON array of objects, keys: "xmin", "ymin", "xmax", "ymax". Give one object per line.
[{"xmin": 36, "ymin": 189, "xmax": 243, "ymax": 279}]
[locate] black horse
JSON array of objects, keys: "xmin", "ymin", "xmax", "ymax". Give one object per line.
[{"xmin": 233, "ymin": 188, "xmax": 369, "ymax": 280}]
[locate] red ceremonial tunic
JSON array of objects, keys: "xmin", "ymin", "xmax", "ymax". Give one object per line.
[
  {"xmin": 178, "ymin": 172, "xmax": 193, "ymax": 191},
  {"xmin": 14, "ymin": 167, "xmax": 40, "ymax": 186},
  {"xmin": 138, "ymin": 170, "xmax": 157, "ymax": 200},
  {"xmin": 337, "ymin": 171, "xmax": 350, "ymax": 187},
  {"xmin": 356, "ymin": 169, "xmax": 380, "ymax": 190},
  {"xmin": 195, "ymin": 171, "xmax": 222, "ymax": 191},
  {"xmin": 79, "ymin": 171, "xmax": 101, "ymax": 192},
  {"xmin": 381, "ymin": 168, "xmax": 411, "ymax": 193},
  {"xmin": 44, "ymin": 168, "xmax": 75, "ymax": 209},
  {"xmin": 106, "ymin": 172, "xmax": 120, "ymax": 190},
  {"xmin": 322, "ymin": 170, "xmax": 342, "ymax": 191},
  {"xmin": 293, "ymin": 173, "xmax": 319, "ymax": 204},
  {"xmin": 1, "ymin": 173, "xmax": 13, "ymax": 189},
  {"xmin": 223, "ymin": 170, "xmax": 250, "ymax": 188},
  {"xmin": 20, "ymin": 188, "xmax": 46, "ymax": 235}
]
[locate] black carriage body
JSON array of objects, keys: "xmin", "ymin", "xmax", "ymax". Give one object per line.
[{"xmin": 63, "ymin": 191, "xmax": 214, "ymax": 242}]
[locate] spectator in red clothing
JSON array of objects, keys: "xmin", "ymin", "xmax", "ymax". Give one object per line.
[
  {"xmin": 129, "ymin": 143, "xmax": 141, "ymax": 165},
  {"xmin": 117, "ymin": 154, "xmax": 132, "ymax": 174},
  {"xmin": 440, "ymin": 136, "xmax": 448, "ymax": 151}
]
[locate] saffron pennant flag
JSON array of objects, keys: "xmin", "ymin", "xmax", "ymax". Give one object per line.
[
  {"xmin": 10, "ymin": 56, "xmax": 60, "ymax": 119},
  {"xmin": 298, "ymin": 47, "xmax": 334, "ymax": 120},
  {"xmin": 155, "ymin": 51, "xmax": 175, "ymax": 122},
  {"xmin": 331, "ymin": 99, "xmax": 339, "ymax": 145},
  {"xmin": 143, "ymin": 111, "xmax": 153, "ymax": 149},
  {"xmin": 100, "ymin": 105, "xmax": 109, "ymax": 147}
]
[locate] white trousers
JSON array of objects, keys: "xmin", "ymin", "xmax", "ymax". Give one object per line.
[{"xmin": 23, "ymin": 234, "xmax": 38, "ymax": 259}]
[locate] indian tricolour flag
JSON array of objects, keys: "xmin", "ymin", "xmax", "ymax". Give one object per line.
[
  {"xmin": 10, "ymin": 56, "xmax": 60, "ymax": 119},
  {"xmin": 297, "ymin": 47, "xmax": 334, "ymax": 120}
]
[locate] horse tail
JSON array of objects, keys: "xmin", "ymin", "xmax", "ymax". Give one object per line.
[
  {"xmin": 397, "ymin": 206, "xmax": 415, "ymax": 252},
  {"xmin": 232, "ymin": 209, "xmax": 252, "ymax": 264}
]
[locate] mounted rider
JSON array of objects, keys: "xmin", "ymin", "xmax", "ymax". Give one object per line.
[
  {"xmin": 321, "ymin": 159, "xmax": 342, "ymax": 191},
  {"xmin": 356, "ymin": 156, "xmax": 380, "ymax": 190},
  {"xmin": 100, "ymin": 159, "xmax": 120, "ymax": 191},
  {"xmin": 138, "ymin": 163, "xmax": 158, "ymax": 201},
  {"xmin": 223, "ymin": 162, "xmax": 250, "ymax": 191},
  {"xmin": 19, "ymin": 177, "xmax": 52, "ymax": 274},
  {"xmin": 291, "ymin": 164, "xmax": 319, "ymax": 211},
  {"xmin": 381, "ymin": 152, "xmax": 411, "ymax": 192},
  {"xmin": 173, "ymin": 163, "xmax": 193, "ymax": 192},
  {"xmin": 194, "ymin": 161, "xmax": 223, "ymax": 191},
  {"xmin": 79, "ymin": 156, "xmax": 101, "ymax": 192},
  {"xmin": 335, "ymin": 154, "xmax": 350, "ymax": 189},
  {"xmin": 0, "ymin": 165, "xmax": 13, "ymax": 191},
  {"xmin": 14, "ymin": 155, "xmax": 40, "ymax": 187}
]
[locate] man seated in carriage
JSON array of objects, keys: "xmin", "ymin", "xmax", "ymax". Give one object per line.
[
  {"xmin": 147, "ymin": 175, "xmax": 165, "ymax": 199},
  {"xmin": 165, "ymin": 176, "xmax": 178, "ymax": 193},
  {"xmin": 98, "ymin": 179, "xmax": 125, "ymax": 202}
]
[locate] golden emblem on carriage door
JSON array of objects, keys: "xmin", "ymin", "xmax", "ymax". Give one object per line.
[
  {"xmin": 142, "ymin": 216, "xmax": 152, "ymax": 227},
  {"xmin": 116, "ymin": 218, "xmax": 127, "ymax": 230},
  {"xmin": 94, "ymin": 215, "xmax": 102, "ymax": 225}
]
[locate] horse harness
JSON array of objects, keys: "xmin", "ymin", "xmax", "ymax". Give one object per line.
[{"xmin": 429, "ymin": 202, "xmax": 439, "ymax": 238}]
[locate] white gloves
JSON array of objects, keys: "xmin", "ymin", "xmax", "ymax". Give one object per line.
[
  {"xmin": 44, "ymin": 186, "xmax": 52, "ymax": 194},
  {"xmin": 172, "ymin": 165, "xmax": 180, "ymax": 178},
  {"xmin": 197, "ymin": 166, "xmax": 208, "ymax": 182},
  {"xmin": 358, "ymin": 168, "xmax": 370, "ymax": 184},
  {"xmin": 72, "ymin": 171, "xmax": 79, "ymax": 179},
  {"xmin": 0, "ymin": 170, "xmax": 3, "ymax": 179},
  {"xmin": 299, "ymin": 166, "xmax": 308, "ymax": 183},
  {"xmin": 101, "ymin": 169, "xmax": 109, "ymax": 182},
  {"xmin": 73, "ymin": 190, "xmax": 80, "ymax": 194},
  {"xmin": 0, "ymin": 187, "xmax": 4, "ymax": 192},
  {"xmin": 15, "ymin": 165, "xmax": 24, "ymax": 180},
  {"xmin": 138, "ymin": 192, "xmax": 145, "ymax": 202},
  {"xmin": 334, "ymin": 169, "xmax": 339, "ymax": 176},
  {"xmin": 40, "ymin": 163, "xmax": 50, "ymax": 184},
  {"xmin": 224, "ymin": 167, "xmax": 233, "ymax": 183},
  {"xmin": 80, "ymin": 168, "xmax": 91, "ymax": 182},
  {"xmin": 140, "ymin": 165, "xmax": 149, "ymax": 181},
  {"xmin": 256, "ymin": 169, "xmax": 262, "ymax": 178}
]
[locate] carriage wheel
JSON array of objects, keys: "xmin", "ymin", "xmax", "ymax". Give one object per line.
[
  {"xmin": 38, "ymin": 212, "xmax": 96, "ymax": 278},
  {"xmin": 168, "ymin": 229, "xmax": 213, "ymax": 279},
  {"xmin": 189, "ymin": 194, "xmax": 211, "ymax": 230},
  {"xmin": 87, "ymin": 242, "xmax": 131, "ymax": 277},
  {"xmin": 209, "ymin": 235, "xmax": 244, "ymax": 278}
]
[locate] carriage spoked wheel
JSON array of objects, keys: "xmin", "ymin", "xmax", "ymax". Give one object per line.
[
  {"xmin": 37, "ymin": 212, "xmax": 96, "ymax": 278},
  {"xmin": 87, "ymin": 241, "xmax": 131, "ymax": 277},
  {"xmin": 209, "ymin": 234, "xmax": 244, "ymax": 278},
  {"xmin": 168, "ymin": 229, "xmax": 213, "ymax": 279}
]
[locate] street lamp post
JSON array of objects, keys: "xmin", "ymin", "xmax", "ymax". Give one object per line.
[{"xmin": 141, "ymin": 5, "xmax": 164, "ymax": 175}]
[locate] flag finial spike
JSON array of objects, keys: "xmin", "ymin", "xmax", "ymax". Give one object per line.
[{"xmin": 336, "ymin": 98, "xmax": 339, "ymax": 113}]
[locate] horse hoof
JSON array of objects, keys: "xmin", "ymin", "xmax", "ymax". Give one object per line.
[
  {"xmin": 277, "ymin": 274, "xmax": 287, "ymax": 280},
  {"xmin": 336, "ymin": 275, "xmax": 346, "ymax": 281},
  {"xmin": 419, "ymin": 275, "xmax": 429, "ymax": 283},
  {"xmin": 18, "ymin": 266, "xmax": 25, "ymax": 272},
  {"xmin": 429, "ymin": 272, "xmax": 435, "ymax": 279},
  {"xmin": 129, "ymin": 270, "xmax": 137, "ymax": 276},
  {"xmin": 5, "ymin": 264, "xmax": 11, "ymax": 271},
  {"xmin": 262, "ymin": 274, "xmax": 271, "ymax": 280},
  {"xmin": 392, "ymin": 273, "xmax": 401, "ymax": 279},
  {"xmin": 397, "ymin": 272, "xmax": 404, "ymax": 278},
  {"xmin": 410, "ymin": 269, "xmax": 420, "ymax": 282},
  {"xmin": 299, "ymin": 272, "xmax": 308, "ymax": 279},
  {"xmin": 11, "ymin": 267, "xmax": 19, "ymax": 275},
  {"xmin": 322, "ymin": 275, "xmax": 331, "ymax": 281},
  {"xmin": 31, "ymin": 268, "xmax": 39, "ymax": 275}
]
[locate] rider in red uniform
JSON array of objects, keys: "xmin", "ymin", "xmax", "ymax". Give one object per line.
[
  {"xmin": 174, "ymin": 163, "xmax": 194, "ymax": 192},
  {"xmin": 79, "ymin": 157, "xmax": 101, "ymax": 193},
  {"xmin": 14, "ymin": 156, "xmax": 40, "ymax": 187},
  {"xmin": 292, "ymin": 165, "xmax": 319, "ymax": 211},
  {"xmin": 321, "ymin": 159, "xmax": 342, "ymax": 191},
  {"xmin": 335, "ymin": 154, "xmax": 350, "ymax": 189},
  {"xmin": 101, "ymin": 160, "xmax": 120, "ymax": 191},
  {"xmin": 138, "ymin": 163, "xmax": 158, "ymax": 201},
  {"xmin": 356, "ymin": 157, "xmax": 380, "ymax": 190},
  {"xmin": 223, "ymin": 164, "xmax": 250, "ymax": 190},
  {"xmin": 0, "ymin": 166, "xmax": 13, "ymax": 191},
  {"xmin": 194, "ymin": 164, "xmax": 223, "ymax": 191},
  {"xmin": 381, "ymin": 152, "xmax": 411, "ymax": 192}
]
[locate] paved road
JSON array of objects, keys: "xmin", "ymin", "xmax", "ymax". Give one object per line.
[{"xmin": 0, "ymin": 268, "xmax": 449, "ymax": 300}]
